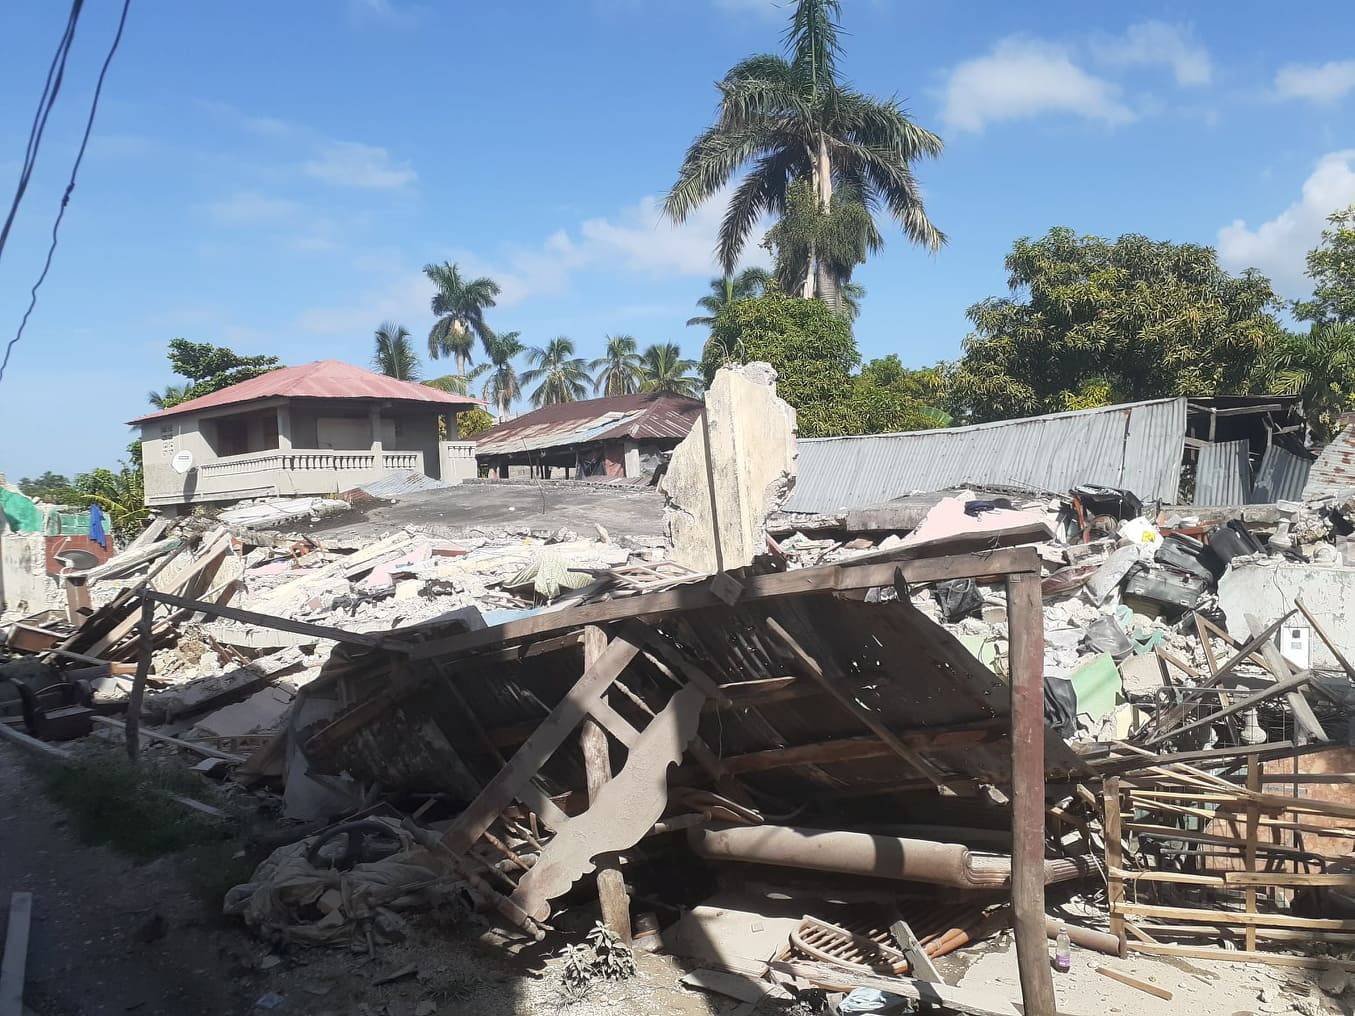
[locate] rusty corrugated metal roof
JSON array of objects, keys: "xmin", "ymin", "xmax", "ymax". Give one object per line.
[
  {"xmin": 474, "ymin": 393, "xmax": 702, "ymax": 457},
  {"xmin": 1302, "ymin": 413, "xmax": 1355, "ymax": 499},
  {"xmin": 129, "ymin": 360, "xmax": 482, "ymax": 424}
]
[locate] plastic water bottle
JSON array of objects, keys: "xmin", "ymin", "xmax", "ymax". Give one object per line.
[{"xmin": 1054, "ymin": 926, "xmax": 1072, "ymax": 973}]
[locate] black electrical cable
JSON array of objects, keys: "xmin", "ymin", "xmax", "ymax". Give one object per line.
[
  {"xmin": 0, "ymin": 0, "xmax": 131, "ymax": 385},
  {"xmin": 0, "ymin": 0, "xmax": 84, "ymax": 267}
]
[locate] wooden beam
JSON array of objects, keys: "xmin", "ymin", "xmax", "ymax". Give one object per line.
[
  {"xmin": 1114, "ymin": 902, "xmax": 1355, "ymax": 931},
  {"xmin": 763, "ymin": 615, "xmax": 963, "ymax": 794},
  {"xmin": 406, "ymin": 548, "xmax": 1041, "ymax": 661},
  {"xmin": 440, "ymin": 628, "xmax": 645, "ymax": 857},
  {"xmin": 1127, "ymin": 941, "xmax": 1355, "ymax": 972},
  {"xmin": 0, "ymin": 723, "xmax": 72, "ymax": 762},
  {"xmin": 578, "ymin": 625, "xmax": 631, "ymax": 944},
  {"xmin": 90, "ymin": 716, "xmax": 245, "ymax": 763},
  {"xmin": 1095, "ymin": 967, "xmax": 1171, "ymax": 1001},
  {"xmin": 145, "ymin": 590, "xmax": 417, "ymax": 654},
  {"xmin": 0, "ymin": 892, "xmax": 33, "ymax": 1016},
  {"xmin": 124, "ymin": 598, "xmax": 154, "ymax": 764},
  {"xmin": 1006, "ymin": 570, "xmax": 1056, "ymax": 1016},
  {"xmin": 1104, "ymin": 777, "xmax": 1126, "ymax": 946}
]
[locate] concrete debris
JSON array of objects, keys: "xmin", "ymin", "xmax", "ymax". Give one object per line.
[
  {"xmin": 9, "ymin": 401, "xmax": 1355, "ymax": 1015},
  {"xmin": 661, "ymin": 362, "xmax": 796, "ymax": 573}
]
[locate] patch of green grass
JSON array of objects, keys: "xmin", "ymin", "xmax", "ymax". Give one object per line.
[{"xmin": 42, "ymin": 746, "xmax": 226, "ymax": 859}]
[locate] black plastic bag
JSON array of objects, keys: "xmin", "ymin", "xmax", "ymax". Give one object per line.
[{"xmin": 934, "ymin": 578, "xmax": 984, "ymax": 622}]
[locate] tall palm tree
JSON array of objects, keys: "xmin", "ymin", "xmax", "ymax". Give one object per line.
[
  {"xmin": 481, "ymin": 330, "xmax": 526, "ymax": 419},
  {"xmin": 665, "ymin": 0, "xmax": 944, "ymax": 310},
  {"xmin": 372, "ymin": 321, "xmax": 421, "ymax": 380},
  {"xmin": 686, "ymin": 268, "xmax": 771, "ymax": 328},
  {"xmin": 590, "ymin": 335, "xmax": 644, "ymax": 397},
  {"xmin": 522, "ymin": 337, "xmax": 592, "ymax": 407},
  {"xmin": 639, "ymin": 342, "xmax": 701, "ymax": 397},
  {"xmin": 1252, "ymin": 322, "xmax": 1355, "ymax": 440},
  {"xmin": 423, "ymin": 261, "xmax": 500, "ymax": 376},
  {"xmin": 147, "ymin": 383, "xmax": 189, "ymax": 409}
]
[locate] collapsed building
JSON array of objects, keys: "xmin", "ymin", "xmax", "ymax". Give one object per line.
[{"xmin": 4, "ymin": 371, "xmax": 1355, "ymax": 1015}]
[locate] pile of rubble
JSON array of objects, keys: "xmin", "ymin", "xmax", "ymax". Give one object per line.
[{"xmin": 5, "ymin": 370, "xmax": 1355, "ymax": 1014}]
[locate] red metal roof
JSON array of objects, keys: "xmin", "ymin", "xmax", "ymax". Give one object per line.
[
  {"xmin": 474, "ymin": 392, "xmax": 702, "ymax": 457},
  {"xmin": 1304, "ymin": 412, "xmax": 1355, "ymax": 499},
  {"xmin": 128, "ymin": 360, "xmax": 482, "ymax": 424}
]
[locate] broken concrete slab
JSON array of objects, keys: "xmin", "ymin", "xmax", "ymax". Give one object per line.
[
  {"xmin": 1220, "ymin": 559, "xmax": 1355, "ymax": 671},
  {"xmin": 193, "ymin": 686, "xmax": 295, "ymax": 738},
  {"xmin": 661, "ymin": 362, "xmax": 796, "ymax": 574}
]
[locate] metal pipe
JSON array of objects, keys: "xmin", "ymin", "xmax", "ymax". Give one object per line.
[{"xmin": 688, "ymin": 823, "xmax": 1093, "ymax": 889}]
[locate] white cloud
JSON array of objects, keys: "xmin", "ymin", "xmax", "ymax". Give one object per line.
[
  {"xmin": 196, "ymin": 99, "xmax": 295, "ymax": 137},
  {"xmin": 1092, "ymin": 21, "xmax": 1212, "ymax": 87},
  {"xmin": 303, "ymin": 141, "xmax": 416, "ymax": 189},
  {"xmin": 207, "ymin": 191, "xmax": 300, "ymax": 224},
  {"xmin": 295, "ymin": 188, "xmax": 771, "ymax": 332},
  {"xmin": 1217, "ymin": 150, "xmax": 1355, "ymax": 294},
  {"xmin": 454, "ymin": 189, "xmax": 771, "ymax": 306},
  {"xmin": 1275, "ymin": 60, "xmax": 1355, "ymax": 104},
  {"xmin": 940, "ymin": 37, "xmax": 1134, "ymax": 133}
]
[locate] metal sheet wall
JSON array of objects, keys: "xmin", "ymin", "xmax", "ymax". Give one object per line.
[
  {"xmin": 1194, "ymin": 439, "xmax": 1252, "ymax": 506},
  {"xmin": 784, "ymin": 398, "xmax": 1188, "ymax": 514}
]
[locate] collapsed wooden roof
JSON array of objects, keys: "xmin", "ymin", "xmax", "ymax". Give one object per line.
[{"xmin": 282, "ymin": 546, "xmax": 1080, "ymax": 937}]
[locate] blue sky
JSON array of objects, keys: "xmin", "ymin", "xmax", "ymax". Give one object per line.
[{"xmin": 1, "ymin": 0, "xmax": 1354, "ymax": 478}]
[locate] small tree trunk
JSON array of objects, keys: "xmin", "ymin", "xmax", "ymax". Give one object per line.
[
  {"xmin": 803, "ymin": 135, "xmax": 836, "ymax": 300},
  {"xmin": 816, "ymin": 263, "xmax": 843, "ymax": 316}
]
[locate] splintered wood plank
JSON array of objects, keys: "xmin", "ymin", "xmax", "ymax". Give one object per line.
[
  {"xmin": 512, "ymin": 680, "xmax": 707, "ymax": 924},
  {"xmin": 579, "ymin": 625, "xmax": 631, "ymax": 943},
  {"xmin": 440, "ymin": 628, "xmax": 644, "ymax": 857}
]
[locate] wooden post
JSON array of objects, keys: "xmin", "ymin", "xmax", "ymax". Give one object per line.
[
  {"xmin": 1245, "ymin": 755, "xmax": 1259, "ymax": 952},
  {"xmin": 579, "ymin": 625, "xmax": 632, "ymax": 942},
  {"xmin": 0, "ymin": 892, "xmax": 33, "ymax": 1016},
  {"xmin": 1104, "ymin": 776, "xmax": 1125, "ymax": 947},
  {"xmin": 1005, "ymin": 571, "xmax": 1056, "ymax": 1016},
  {"xmin": 124, "ymin": 597, "xmax": 154, "ymax": 764}
]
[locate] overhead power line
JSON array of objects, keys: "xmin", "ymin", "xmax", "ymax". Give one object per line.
[{"xmin": 0, "ymin": 0, "xmax": 132, "ymax": 385}]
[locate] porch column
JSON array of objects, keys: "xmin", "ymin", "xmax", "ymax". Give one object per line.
[
  {"xmin": 276, "ymin": 404, "xmax": 292, "ymax": 452},
  {"xmin": 442, "ymin": 411, "xmax": 458, "ymax": 440},
  {"xmin": 369, "ymin": 405, "xmax": 385, "ymax": 474}
]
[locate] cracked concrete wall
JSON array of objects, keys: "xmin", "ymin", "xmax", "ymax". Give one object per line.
[
  {"xmin": 1219, "ymin": 559, "xmax": 1355, "ymax": 670},
  {"xmin": 660, "ymin": 362, "xmax": 796, "ymax": 574}
]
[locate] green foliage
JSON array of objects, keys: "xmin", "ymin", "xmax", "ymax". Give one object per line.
[
  {"xmin": 456, "ymin": 406, "xmax": 495, "ymax": 437},
  {"xmin": 708, "ymin": 293, "xmax": 948, "ymax": 436},
  {"xmin": 590, "ymin": 335, "xmax": 644, "ymax": 396},
  {"xmin": 373, "ymin": 321, "xmax": 421, "ymax": 380},
  {"xmin": 948, "ymin": 227, "xmax": 1284, "ymax": 423},
  {"xmin": 72, "ymin": 462, "xmax": 148, "ymax": 539},
  {"xmin": 1294, "ymin": 204, "xmax": 1355, "ymax": 325},
  {"xmin": 158, "ymin": 338, "xmax": 281, "ymax": 407},
  {"xmin": 1250, "ymin": 323, "xmax": 1355, "ymax": 441},
  {"xmin": 762, "ymin": 179, "xmax": 873, "ymax": 312},
  {"xmin": 479, "ymin": 330, "xmax": 526, "ymax": 417},
  {"xmin": 424, "ymin": 261, "xmax": 500, "ymax": 374},
  {"xmin": 687, "ymin": 269, "xmax": 770, "ymax": 329},
  {"xmin": 638, "ymin": 342, "xmax": 701, "ymax": 396},
  {"xmin": 43, "ymin": 748, "xmax": 224, "ymax": 859},
  {"xmin": 666, "ymin": 0, "xmax": 943, "ymax": 293},
  {"xmin": 522, "ymin": 337, "xmax": 592, "ymax": 406},
  {"xmin": 18, "ymin": 470, "xmax": 77, "ymax": 502}
]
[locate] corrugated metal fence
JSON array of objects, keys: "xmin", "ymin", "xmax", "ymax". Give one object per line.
[{"xmin": 784, "ymin": 398, "xmax": 1189, "ymax": 515}]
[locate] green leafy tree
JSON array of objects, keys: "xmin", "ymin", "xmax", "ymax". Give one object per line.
[
  {"xmin": 665, "ymin": 0, "xmax": 944, "ymax": 310},
  {"xmin": 1294, "ymin": 205, "xmax": 1355, "ymax": 325},
  {"xmin": 72, "ymin": 461, "xmax": 147, "ymax": 540},
  {"xmin": 709, "ymin": 293, "xmax": 950, "ymax": 436},
  {"xmin": 455, "ymin": 406, "xmax": 495, "ymax": 437},
  {"xmin": 762, "ymin": 179, "xmax": 873, "ymax": 315},
  {"xmin": 522, "ymin": 337, "xmax": 592, "ymax": 407},
  {"xmin": 424, "ymin": 261, "xmax": 500, "ymax": 375},
  {"xmin": 639, "ymin": 342, "xmax": 701, "ymax": 397},
  {"xmin": 687, "ymin": 269, "xmax": 771, "ymax": 328},
  {"xmin": 1251, "ymin": 323, "xmax": 1355, "ymax": 440},
  {"xmin": 479, "ymin": 331, "xmax": 525, "ymax": 418},
  {"xmin": 948, "ymin": 227, "xmax": 1284, "ymax": 423},
  {"xmin": 147, "ymin": 384, "xmax": 189, "ymax": 409},
  {"xmin": 17, "ymin": 471, "xmax": 78, "ymax": 503},
  {"xmin": 372, "ymin": 321, "xmax": 421, "ymax": 380},
  {"xmin": 152, "ymin": 339, "xmax": 280, "ymax": 408},
  {"xmin": 590, "ymin": 335, "xmax": 644, "ymax": 396}
]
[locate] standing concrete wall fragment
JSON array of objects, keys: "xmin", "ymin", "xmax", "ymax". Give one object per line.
[{"xmin": 659, "ymin": 363, "xmax": 797, "ymax": 574}]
